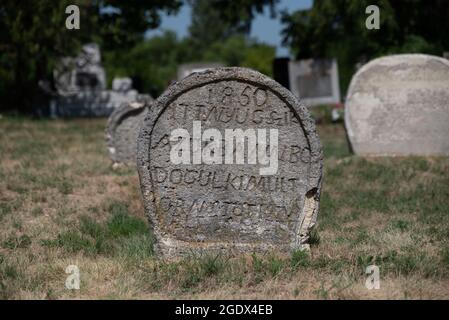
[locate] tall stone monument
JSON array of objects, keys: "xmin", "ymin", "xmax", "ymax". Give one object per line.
[
  {"xmin": 137, "ymin": 67, "xmax": 323, "ymax": 258},
  {"xmin": 50, "ymin": 43, "xmax": 150, "ymax": 117},
  {"xmin": 345, "ymin": 54, "xmax": 449, "ymax": 156}
]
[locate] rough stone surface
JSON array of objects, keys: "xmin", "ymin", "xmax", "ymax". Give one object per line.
[
  {"xmin": 177, "ymin": 62, "xmax": 224, "ymax": 80},
  {"xmin": 137, "ymin": 67, "xmax": 323, "ymax": 258},
  {"xmin": 106, "ymin": 99, "xmax": 151, "ymax": 165},
  {"xmin": 345, "ymin": 54, "xmax": 449, "ymax": 156}
]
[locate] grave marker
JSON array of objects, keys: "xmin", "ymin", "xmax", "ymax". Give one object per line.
[
  {"xmin": 345, "ymin": 54, "xmax": 449, "ymax": 156},
  {"xmin": 137, "ymin": 67, "xmax": 323, "ymax": 258},
  {"xmin": 288, "ymin": 59, "xmax": 341, "ymax": 107},
  {"xmin": 106, "ymin": 99, "xmax": 151, "ymax": 166}
]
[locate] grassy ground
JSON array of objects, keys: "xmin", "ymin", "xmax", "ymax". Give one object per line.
[{"xmin": 0, "ymin": 114, "xmax": 448, "ymax": 299}]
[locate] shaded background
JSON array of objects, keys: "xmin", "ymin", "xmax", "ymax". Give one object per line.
[{"xmin": 1, "ymin": 0, "xmax": 448, "ymax": 113}]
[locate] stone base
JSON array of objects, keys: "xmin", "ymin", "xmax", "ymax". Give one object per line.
[{"xmin": 153, "ymin": 236, "xmax": 310, "ymax": 259}]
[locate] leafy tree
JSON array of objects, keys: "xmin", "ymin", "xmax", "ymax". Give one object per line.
[
  {"xmin": 104, "ymin": 0, "xmax": 279, "ymax": 97},
  {"xmin": 103, "ymin": 31, "xmax": 193, "ymax": 97},
  {"xmin": 98, "ymin": 0, "xmax": 181, "ymax": 50},
  {"xmin": 281, "ymin": 0, "xmax": 449, "ymax": 94},
  {"xmin": 0, "ymin": 0, "xmax": 181, "ymax": 112},
  {"xmin": 104, "ymin": 32, "xmax": 275, "ymax": 97},
  {"xmin": 203, "ymin": 35, "xmax": 275, "ymax": 76},
  {"xmin": 188, "ymin": 0, "xmax": 278, "ymax": 50},
  {"xmin": 211, "ymin": 0, "xmax": 279, "ymax": 34},
  {"xmin": 1, "ymin": 0, "xmax": 278, "ymax": 113}
]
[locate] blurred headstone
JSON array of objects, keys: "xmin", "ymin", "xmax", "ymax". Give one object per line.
[
  {"xmin": 112, "ymin": 77, "xmax": 133, "ymax": 92},
  {"xmin": 137, "ymin": 67, "xmax": 323, "ymax": 258},
  {"xmin": 288, "ymin": 59, "xmax": 341, "ymax": 107},
  {"xmin": 54, "ymin": 43, "xmax": 106, "ymax": 95},
  {"xmin": 177, "ymin": 62, "xmax": 224, "ymax": 80},
  {"xmin": 345, "ymin": 54, "xmax": 449, "ymax": 156},
  {"xmin": 106, "ymin": 98, "xmax": 151, "ymax": 166},
  {"xmin": 49, "ymin": 43, "xmax": 151, "ymax": 117}
]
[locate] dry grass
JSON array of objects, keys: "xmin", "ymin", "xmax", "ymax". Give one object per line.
[{"xmin": 0, "ymin": 115, "xmax": 448, "ymax": 299}]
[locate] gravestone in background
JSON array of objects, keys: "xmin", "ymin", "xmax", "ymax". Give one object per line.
[
  {"xmin": 288, "ymin": 59, "xmax": 341, "ymax": 107},
  {"xmin": 137, "ymin": 67, "xmax": 323, "ymax": 258},
  {"xmin": 49, "ymin": 43, "xmax": 150, "ymax": 117},
  {"xmin": 112, "ymin": 77, "xmax": 134, "ymax": 93},
  {"xmin": 177, "ymin": 62, "xmax": 224, "ymax": 81},
  {"xmin": 345, "ymin": 54, "xmax": 449, "ymax": 156},
  {"xmin": 106, "ymin": 99, "xmax": 151, "ymax": 166}
]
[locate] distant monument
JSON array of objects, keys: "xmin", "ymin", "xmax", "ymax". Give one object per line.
[
  {"xmin": 48, "ymin": 43, "xmax": 151, "ymax": 117},
  {"xmin": 288, "ymin": 59, "xmax": 341, "ymax": 107},
  {"xmin": 177, "ymin": 62, "xmax": 224, "ymax": 80},
  {"xmin": 345, "ymin": 54, "xmax": 449, "ymax": 156},
  {"xmin": 137, "ymin": 67, "xmax": 323, "ymax": 258}
]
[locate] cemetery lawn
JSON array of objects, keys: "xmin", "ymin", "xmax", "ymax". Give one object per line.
[{"xmin": 0, "ymin": 114, "xmax": 448, "ymax": 300}]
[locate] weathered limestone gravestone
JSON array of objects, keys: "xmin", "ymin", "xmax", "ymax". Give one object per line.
[
  {"xmin": 137, "ymin": 67, "xmax": 323, "ymax": 258},
  {"xmin": 345, "ymin": 54, "xmax": 449, "ymax": 156},
  {"xmin": 288, "ymin": 59, "xmax": 341, "ymax": 107},
  {"xmin": 106, "ymin": 99, "xmax": 151, "ymax": 166}
]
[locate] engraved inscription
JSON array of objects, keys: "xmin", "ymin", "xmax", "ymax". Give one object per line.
[
  {"xmin": 137, "ymin": 68, "xmax": 323, "ymax": 257},
  {"xmin": 150, "ymin": 81, "xmax": 307, "ymax": 241}
]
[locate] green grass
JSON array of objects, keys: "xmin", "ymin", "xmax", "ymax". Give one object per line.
[
  {"xmin": 41, "ymin": 200, "xmax": 153, "ymax": 259},
  {"xmin": 144, "ymin": 251, "xmax": 313, "ymax": 293},
  {"xmin": 2, "ymin": 235, "xmax": 32, "ymax": 250},
  {"xmin": 0, "ymin": 114, "xmax": 448, "ymax": 299}
]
